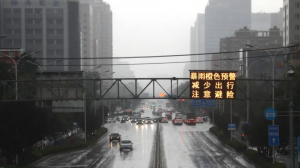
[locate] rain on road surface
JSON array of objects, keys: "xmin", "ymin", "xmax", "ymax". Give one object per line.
[
  {"xmin": 160, "ymin": 112, "xmax": 255, "ymax": 168},
  {"xmin": 31, "ymin": 108, "xmax": 256, "ymax": 168},
  {"xmin": 31, "ymin": 109, "xmax": 156, "ymax": 168}
]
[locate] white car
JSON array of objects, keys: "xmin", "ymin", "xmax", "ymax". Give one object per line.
[
  {"xmin": 120, "ymin": 140, "xmax": 133, "ymax": 151},
  {"xmin": 145, "ymin": 119, "xmax": 153, "ymax": 124}
]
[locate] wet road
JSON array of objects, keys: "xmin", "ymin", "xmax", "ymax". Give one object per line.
[
  {"xmin": 31, "ymin": 107, "xmax": 256, "ymax": 168},
  {"xmin": 160, "ymin": 113, "xmax": 255, "ymax": 168},
  {"xmin": 31, "ymin": 109, "xmax": 156, "ymax": 168}
]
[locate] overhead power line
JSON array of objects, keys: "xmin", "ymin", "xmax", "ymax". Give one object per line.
[
  {"xmin": 18, "ymin": 52, "xmax": 293, "ymax": 66},
  {"xmin": 0, "ymin": 45, "xmax": 295, "ymax": 60}
]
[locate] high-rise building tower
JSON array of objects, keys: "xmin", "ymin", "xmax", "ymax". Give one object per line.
[
  {"xmin": 190, "ymin": 14, "xmax": 205, "ymax": 70},
  {"xmin": 283, "ymin": 0, "xmax": 300, "ymax": 46},
  {"xmin": 205, "ymin": 0, "xmax": 251, "ymax": 69},
  {"xmin": 0, "ymin": 0, "xmax": 81, "ymax": 71},
  {"xmin": 81, "ymin": 0, "xmax": 113, "ymax": 76},
  {"xmin": 80, "ymin": 3, "xmax": 94, "ymax": 71}
]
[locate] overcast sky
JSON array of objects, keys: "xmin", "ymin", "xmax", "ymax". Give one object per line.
[{"xmin": 104, "ymin": 0, "xmax": 283, "ymax": 78}]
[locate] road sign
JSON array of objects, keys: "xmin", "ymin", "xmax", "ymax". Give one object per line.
[
  {"xmin": 268, "ymin": 125, "xmax": 279, "ymax": 146},
  {"xmin": 192, "ymin": 99, "xmax": 215, "ymax": 107},
  {"xmin": 298, "ymin": 137, "xmax": 300, "ymax": 162},
  {"xmin": 228, "ymin": 124, "xmax": 236, "ymax": 130},
  {"xmin": 264, "ymin": 108, "xmax": 277, "ymax": 120}
]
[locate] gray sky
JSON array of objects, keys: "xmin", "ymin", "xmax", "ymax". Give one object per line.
[{"xmin": 105, "ymin": 0, "xmax": 283, "ymax": 78}]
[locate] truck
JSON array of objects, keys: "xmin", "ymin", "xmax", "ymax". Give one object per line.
[{"xmin": 186, "ymin": 113, "xmax": 196, "ymax": 125}]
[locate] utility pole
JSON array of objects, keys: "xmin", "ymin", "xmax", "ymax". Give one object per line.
[
  {"xmin": 289, "ymin": 73, "xmax": 294, "ymax": 168},
  {"xmin": 230, "ymin": 99, "xmax": 233, "ymax": 141}
]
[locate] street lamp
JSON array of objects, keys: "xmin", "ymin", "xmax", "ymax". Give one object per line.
[
  {"xmin": 27, "ymin": 61, "xmax": 44, "ymax": 106},
  {"xmin": 245, "ymin": 44, "xmax": 299, "ymax": 164},
  {"xmin": 240, "ymin": 59, "xmax": 264, "ymax": 148},
  {"xmin": 72, "ymin": 66, "xmax": 102, "ymax": 139},
  {"xmin": 0, "ymin": 50, "xmax": 41, "ymax": 100}
]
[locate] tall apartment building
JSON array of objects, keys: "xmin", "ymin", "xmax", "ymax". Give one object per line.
[
  {"xmin": 251, "ymin": 8, "xmax": 284, "ymax": 31},
  {"xmin": 190, "ymin": 14, "xmax": 205, "ymax": 70},
  {"xmin": 283, "ymin": 0, "xmax": 300, "ymax": 66},
  {"xmin": 190, "ymin": 26, "xmax": 197, "ymax": 70},
  {"xmin": 220, "ymin": 26, "xmax": 283, "ymax": 71},
  {"xmin": 205, "ymin": 0, "xmax": 251, "ymax": 70},
  {"xmin": 0, "ymin": 0, "xmax": 81, "ymax": 71},
  {"xmin": 81, "ymin": 0, "xmax": 113, "ymax": 76},
  {"xmin": 283, "ymin": 0, "xmax": 300, "ymax": 46},
  {"xmin": 80, "ymin": 3, "xmax": 93, "ymax": 71}
]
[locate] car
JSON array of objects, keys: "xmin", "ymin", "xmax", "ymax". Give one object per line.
[
  {"xmin": 152, "ymin": 118, "xmax": 159, "ymax": 123},
  {"xmin": 121, "ymin": 118, "xmax": 126, "ymax": 123},
  {"xmin": 107, "ymin": 118, "xmax": 116, "ymax": 123},
  {"xmin": 135, "ymin": 119, "xmax": 144, "ymax": 125},
  {"xmin": 123, "ymin": 115, "xmax": 130, "ymax": 121},
  {"xmin": 109, "ymin": 133, "xmax": 121, "ymax": 142},
  {"xmin": 161, "ymin": 117, "xmax": 168, "ymax": 123},
  {"xmin": 196, "ymin": 117, "xmax": 204, "ymax": 123},
  {"xmin": 145, "ymin": 119, "xmax": 153, "ymax": 124},
  {"xmin": 165, "ymin": 114, "xmax": 172, "ymax": 120},
  {"xmin": 131, "ymin": 116, "xmax": 140, "ymax": 123},
  {"xmin": 173, "ymin": 117, "xmax": 183, "ymax": 125},
  {"xmin": 120, "ymin": 140, "xmax": 133, "ymax": 151},
  {"xmin": 186, "ymin": 118, "xmax": 196, "ymax": 125}
]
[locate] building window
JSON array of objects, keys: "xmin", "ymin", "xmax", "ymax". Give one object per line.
[
  {"xmin": 296, "ymin": 25, "xmax": 300, "ymax": 30},
  {"xmin": 13, "ymin": 8, "xmax": 21, "ymax": 13},
  {"xmin": 9, "ymin": 52, "xmax": 15, "ymax": 57},
  {"xmin": 296, "ymin": 3, "xmax": 300, "ymax": 8},
  {"xmin": 25, "ymin": 8, "xmax": 33, "ymax": 13},
  {"xmin": 34, "ymin": 8, "xmax": 42, "ymax": 14},
  {"xmin": 296, "ymin": 14, "xmax": 300, "ymax": 19}
]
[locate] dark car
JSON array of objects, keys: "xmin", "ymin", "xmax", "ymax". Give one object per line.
[
  {"xmin": 165, "ymin": 114, "xmax": 172, "ymax": 120},
  {"xmin": 109, "ymin": 133, "xmax": 121, "ymax": 142},
  {"xmin": 121, "ymin": 118, "xmax": 126, "ymax": 123},
  {"xmin": 135, "ymin": 119, "xmax": 144, "ymax": 125}
]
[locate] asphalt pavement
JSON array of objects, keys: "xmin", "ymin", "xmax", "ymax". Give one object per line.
[
  {"xmin": 30, "ymin": 109, "xmax": 156, "ymax": 168},
  {"xmin": 30, "ymin": 106, "xmax": 257, "ymax": 168},
  {"xmin": 160, "ymin": 112, "xmax": 255, "ymax": 168}
]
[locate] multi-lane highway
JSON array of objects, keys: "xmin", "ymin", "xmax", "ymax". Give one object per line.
[
  {"xmin": 31, "ymin": 109, "xmax": 156, "ymax": 168},
  {"xmin": 160, "ymin": 118, "xmax": 255, "ymax": 168},
  {"xmin": 31, "ymin": 104, "xmax": 255, "ymax": 168}
]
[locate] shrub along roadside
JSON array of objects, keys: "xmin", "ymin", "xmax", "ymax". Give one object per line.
[
  {"xmin": 210, "ymin": 126, "xmax": 247, "ymax": 152},
  {"xmin": 244, "ymin": 149, "xmax": 286, "ymax": 168},
  {"xmin": 0, "ymin": 127, "xmax": 108, "ymax": 168},
  {"xmin": 210, "ymin": 126, "xmax": 286, "ymax": 168}
]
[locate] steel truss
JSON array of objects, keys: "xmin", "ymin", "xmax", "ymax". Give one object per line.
[{"xmin": 0, "ymin": 78, "xmax": 290, "ymax": 102}]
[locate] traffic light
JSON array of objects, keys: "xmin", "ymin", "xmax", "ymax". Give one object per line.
[
  {"xmin": 178, "ymin": 99, "xmax": 181, "ymax": 101},
  {"xmin": 242, "ymin": 133, "xmax": 245, "ymax": 137},
  {"xmin": 182, "ymin": 99, "xmax": 185, "ymax": 102},
  {"xmin": 152, "ymin": 103, "xmax": 155, "ymax": 107}
]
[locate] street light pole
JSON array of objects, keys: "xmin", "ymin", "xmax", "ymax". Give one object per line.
[
  {"xmin": 0, "ymin": 50, "xmax": 40, "ymax": 100},
  {"xmin": 288, "ymin": 71, "xmax": 294, "ymax": 168},
  {"xmin": 26, "ymin": 61, "xmax": 43, "ymax": 106}
]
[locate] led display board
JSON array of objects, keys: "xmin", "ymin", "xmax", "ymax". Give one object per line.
[{"xmin": 190, "ymin": 71, "xmax": 237, "ymax": 99}]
